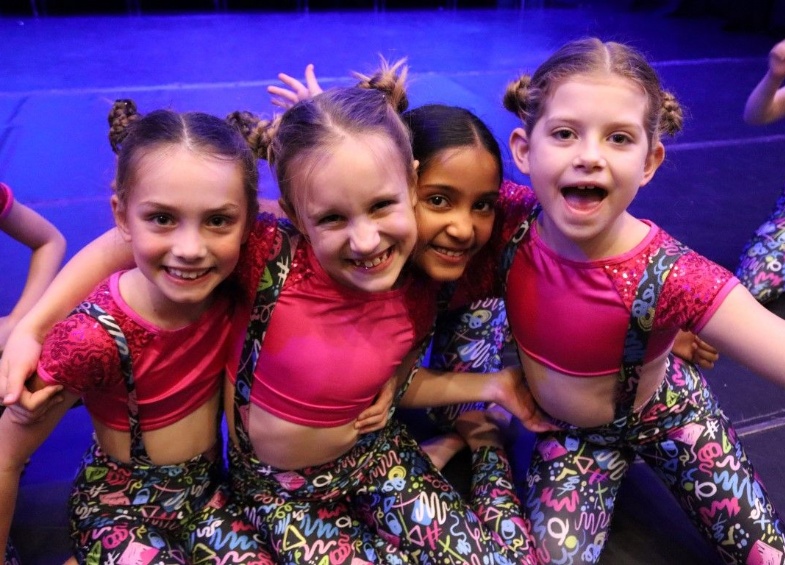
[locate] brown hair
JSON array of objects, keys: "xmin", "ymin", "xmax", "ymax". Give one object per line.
[
  {"xmin": 229, "ymin": 58, "xmax": 414, "ymax": 219},
  {"xmin": 503, "ymin": 37, "xmax": 683, "ymax": 148},
  {"xmin": 108, "ymin": 99, "xmax": 260, "ymax": 224}
]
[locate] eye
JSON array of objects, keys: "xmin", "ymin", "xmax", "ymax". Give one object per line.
[
  {"xmin": 370, "ymin": 199, "xmax": 396, "ymax": 213},
  {"xmin": 609, "ymin": 132, "xmax": 633, "ymax": 145},
  {"xmin": 553, "ymin": 128, "xmax": 575, "ymax": 141},
  {"xmin": 316, "ymin": 214, "xmax": 343, "ymax": 226},
  {"xmin": 207, "ymin": 215, "xmax": 231, "ymax": 228},
  {"xmin": 148, "ymin": 213, "xmax": 174, "ymax": 227},
  {"xmin": 473, "ymin": 198, "xmax": 497, "ymax": 214},
  {"xmin": 425, "ymin": 195, "xmax": 449, "ymax": 209}
]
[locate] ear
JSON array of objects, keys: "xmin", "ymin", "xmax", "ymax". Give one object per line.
[
  {"xmin": 111, "ymin": 195, "xmax": 133, "ymax": 243},
  {"xmin": 509, "ymin": 127, "xmax": 532, "ymax": 175},
  {"xmin": 640, "ymin": 141, "xmax": 665, "ymax": 187},
  {"xmin": 278, "ymin": 196, "xmax": 304, "ymax": 233}
]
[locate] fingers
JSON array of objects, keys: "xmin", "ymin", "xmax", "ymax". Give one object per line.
[
  {"xmin": 303, "ymin": 64, "xmax": 323, "ymax": 96},
  {"xmin": 354, "ymin": 410, "xmax": 387, "ymax": 434},
  {"xmin": 7, "ymin": 385, "xmax": 63, "ymax": 424}
]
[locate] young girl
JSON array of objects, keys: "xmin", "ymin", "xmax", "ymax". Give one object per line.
[
  {"xmin": 0, "ymin": 102, "xmax": 272, "ymax": 563},
  {"xmin": 736, "ymin": 38, "xmax": 785, "ymax": 304},
  {"xmin": 493, "ymin": 37, "xmax": 785, "ymax": 564},
  {"xmin": 1, "ymin": 182, "xmax": 65, "ymax": 565},
  {"xmin": 0, "ymin": 67, "xmax": 542, "ymax": 563}
]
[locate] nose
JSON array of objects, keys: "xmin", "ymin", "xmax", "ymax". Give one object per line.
[
  {"xmin": 172, "ymin": 226, "xmax": 208, "ymax": 261},
  {"xmin": 573, "ymin": 139, "xmax": 607, "ymax": 170},
  {"xmin": 444, "ymin": 209, "xmax": 473, "ymax": 243},
  {"xmin": 348, "ymin": 217, "xmax": 381, "ymax": 256}
]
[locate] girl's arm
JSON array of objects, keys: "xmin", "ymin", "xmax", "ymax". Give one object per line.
[
  {"xmin": 398, "ymin": 351, "xmax": 555, "ymax": 432},
  {"xmin": 743, "ymin": 39, "xmax": 785, "ymax": 125},
  {"xmin": 0, "ymin": 200, "xmax": 66, "ymax": 350},
  {"xmin": 700, "ymin": 284, "xmax": 785, "ymax": 388},
  {"xmin": 0, "ymin": 228, "xmax": 132, "ymax": 407},
  {"xmin": 0, "ymin": 377, "xmax": 79, "ymax": 553}
]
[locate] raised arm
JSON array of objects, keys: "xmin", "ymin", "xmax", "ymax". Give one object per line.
[
  {"xmin": 0, "ymin": 199, "xmax": 66, "ymax": 351},
  {"xmin": 743, "ymin": 39, "xmax": 785, "ymax": 125},
  {"xmin": 0, "ymin": 228, "xmax": 132, "ymax": 406}
]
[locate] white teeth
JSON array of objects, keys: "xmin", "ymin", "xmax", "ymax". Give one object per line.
[
  {"xmin": 352, "ymin": 248, "xmax": 391, "ymax": 269},
  {"xmin": 168, "ymin": 268, "xmax": 208, "ymax": 280},
  {"xmin": 433, "ymin": 246, "xmax": 465, "ymax": 257}
]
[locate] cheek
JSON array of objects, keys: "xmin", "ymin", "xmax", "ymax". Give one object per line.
[{"xmin": 474, "ymin": 216, "xmax": 496, "ymax": 249}]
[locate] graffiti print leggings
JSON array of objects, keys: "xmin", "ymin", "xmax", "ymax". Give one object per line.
[
  {"xmin": 230, "ymin": 418, "xmax": 537, "ymax": 564},
  {"xmin": 3, "ymin": 539, "xmax": 20, "ymax": 565},
  {"xmin": 69, "ymin": 439, "xmax": 273, "ymax": 564},
  {"xmin": 522, "ymin": 354, "xmax": 785, "ymax": 565}
]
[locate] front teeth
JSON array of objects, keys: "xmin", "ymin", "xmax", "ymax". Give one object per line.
[
  {"xmin": 168, "ymin": 268, "xmax": 208, "ymax": 280},
  {"xmin": 352, "ymin": 248, "xmax": 391, "ymax": 269},
  {"xmin": 433, "ymin": 246, "xmax": 465, "ymax": 257}
]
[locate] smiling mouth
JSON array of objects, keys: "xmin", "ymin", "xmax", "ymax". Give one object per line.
[
  {"xmin": 350, "ymin": 247, "xmax": 393, "ymax": 270},
  {"xmin": 431, "ymin": 245, "xmax": 469, "ymax": 259},
  {"xmin": 166, "ymin": 267, "xmax": 211, "ymax": 280},
  {"xmin": 562, "ymin": 185, "xmax": 607, "ymax": 209}
]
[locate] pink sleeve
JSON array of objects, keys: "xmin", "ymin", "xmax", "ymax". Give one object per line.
[
  {"xmin": 37, "ymin": 314, "xmax": 122, "ymax": 394},
  {"xmin": 0, "ymin": 182, "xmax": 14, "ymax": 219}
]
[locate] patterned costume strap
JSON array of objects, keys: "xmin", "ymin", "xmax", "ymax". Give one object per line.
[
  {"xmin": 616, "ymin": 240, "xmax": 690, "ymax": 418},
  {"xmin": 71, "ymin": 301, "xmax": 152, "ymax": 465},
  {"xmin": 498, "ymin": 205, "xmax": 539, "ymax": 297},
  {"xmin": 233, "ymin": 220, "xmax": 299, "ymax": 454}
]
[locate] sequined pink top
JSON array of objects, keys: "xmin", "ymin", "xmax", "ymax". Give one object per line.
[
  {"xmin": 227, "ymin": 215, "xmax": 438, "ymax": 427},
  {"xmin": 0, "ymin": 182, "xmax": 13, "ymax": 219},
  {"xmin": 37, "ymin": 273, "xmax": 232, "ymax": 431},
  {"xmin": 506, "ymin": 210, "xmax": 738, "ymax": 377}
]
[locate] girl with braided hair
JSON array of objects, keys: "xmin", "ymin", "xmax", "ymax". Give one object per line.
[
  {"xmin": 0, "ymin": 63, "xmax": 545, "ymax": 563},
  {"xmin": 489, "ymin": 37, "xmax": 785, "ymax": 563},
  {"xmin": 0, "ymin": 100, "xmax": 272, "ymax": 563}
]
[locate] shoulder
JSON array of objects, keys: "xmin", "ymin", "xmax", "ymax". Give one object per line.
[
  {"xmin": 235, "ymin": 214, "xmax": 300, "ymax": 298},
  {"xmin": 39, "ymin": 284, "xmax": 124, "ymax": 391}
]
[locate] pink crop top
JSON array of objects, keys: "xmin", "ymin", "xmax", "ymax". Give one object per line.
[
  {"xmin": 227, "ymin": 215, "xmax": 437, "ymax": 427},
  {"xmin": 0, "ymin": 182, "xmax": 13, "ymax": 219},
  {"xmin": 506, "ymin": 220, "xmax": 738, "ymax": 377},
  {"xmin": 37, "ymin": 272, "xmax": 232, "ymax": 431}
]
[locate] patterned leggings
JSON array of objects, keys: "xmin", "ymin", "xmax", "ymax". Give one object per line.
[
  {"xmin": 736, "ymin": 185, "xmax": 785, "ymax": 303},
  {"xmin": 523, "ymin": 354, "xmax": 785, "ymax": 565},
  {"xmin": 69, "ymin": 439, "xmax": 273, "ymax": 564},
  {"xmin": 3, "ymin": 540, "xmax": 20, "ymax": 565},
  {"xmin": 230, "ymin": 418, "xmax": 537, "ymax": 564}
]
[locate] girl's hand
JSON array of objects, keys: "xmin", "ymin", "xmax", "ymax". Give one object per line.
[
  {"xmin": 494, "ymin": 366, "xmax": 558, "ymax": 433},
  {"xmin": 3, "ymin": 384, "xmax": 63, "ymax": 425},
  {"xmin": 267, "ymin": 64, "xmax": 323, "ymax": 110},
  {"xmin": 769, "ymin": 39, "xmax": 785, "ymax": 80},
  {"xmin": 0, "ymin": 329, "xmax": 44, "ymax": 407},
  {"xmin": 672, "ymin": 330, "xmax": 719, "ymax": 370},
  {"xmin": 355, "ymin": 374, "xmax": 396, "ymax": 434}
]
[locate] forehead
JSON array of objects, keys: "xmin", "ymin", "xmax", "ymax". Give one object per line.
[
  {"xmin": 300, "ymin": 132, "xmax": 411, "ymax": 214},
  {"xmin": 419, "ymin": 145, "xmax": 500, "ymax": 195},
  {"xmin": 545, "ymin": 73, "xmax": 648, "ymax": 117}
]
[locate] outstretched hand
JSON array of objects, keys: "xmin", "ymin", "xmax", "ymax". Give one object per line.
[{"xmin": 267, "ymin": 63, "xmax": 324, "ymax": 110}]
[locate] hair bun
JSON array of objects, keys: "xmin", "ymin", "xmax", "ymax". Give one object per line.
[{"xmin": 108, "ymin": 99, "xmax": 140, "ymax": 154}]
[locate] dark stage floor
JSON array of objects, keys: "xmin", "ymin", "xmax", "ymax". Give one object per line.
[{"xmin": 2, "ymin": 1, "xmax": 785, "ymax": 563}]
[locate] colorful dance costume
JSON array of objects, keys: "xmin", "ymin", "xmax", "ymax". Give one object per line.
[
  {"xmin": 736, "ymin": 187, "xmax": 785, "ymax": 303},
  {"xmin": 0, "ymin": 182, "xmax": 20, "ymax": 565},
  {"xmin": 36, "ymin": 274, "xmax": 272, "ymax": 564},
  {"xmin": 226, "ymin": 214, "xmax": 538, "ymax": 564},
  {"xmin": 486, "ymin": 181, "xmax": 785, "ymax": 564}
]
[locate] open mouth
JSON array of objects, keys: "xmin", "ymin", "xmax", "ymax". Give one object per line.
[
  {"xmin": 350, "ymin": 247, "xmax": 393, "ymax": 270},
  {"xmin": 166, "ymin": 267, "xmax": 211, "ymax": 280},
  {"xmin": 561, "ymin": 185, "xmax": 607, "ymax": 211}
]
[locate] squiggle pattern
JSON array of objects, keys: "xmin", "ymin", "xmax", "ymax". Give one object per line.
[
  {"xmin": 523, "ymin": 356, "xmax": 785, "ymax": 565},
  {"xmin": 231, "ymin": 419, "xmax": 537, "ymax": 564},
  {"xmin": 69, "ymin": 440, "xmax": 273, "ymax": 564}
]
